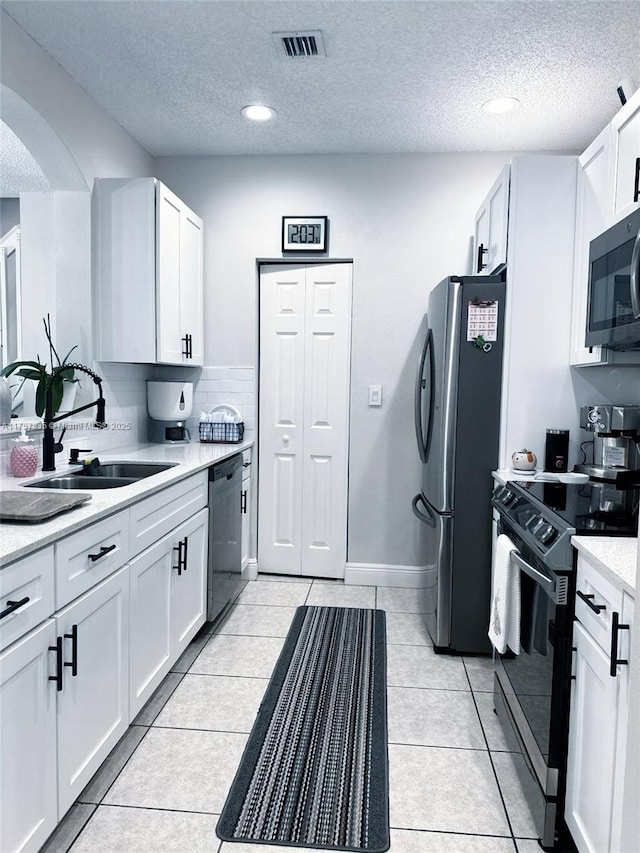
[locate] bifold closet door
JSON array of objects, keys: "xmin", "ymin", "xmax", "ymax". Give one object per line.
[{"xmin": 258, "ymin": 263, "xmax": 352, "ymax": 578}]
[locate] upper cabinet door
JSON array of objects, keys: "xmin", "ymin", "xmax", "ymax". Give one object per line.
[
  {"xmin": 179, "ymin": 206, "xmax": 204, "ymax": 366},
  {"xmin": 472, "ymin": 164, "xmax": 510, "ymax": 275},
  {"xmin": 611, "ymin": 87, "xmax": 640, "ymax": 223},
  {"xmin": 156, "ymin": 182, "xmax": 186, "ymax": 364},
  {"xmin": 486, "ymin": 164, "xmax": 510, "ymax": 273}
]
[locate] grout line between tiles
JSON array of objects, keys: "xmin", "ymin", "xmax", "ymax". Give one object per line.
[
  {"xmin": 150, "ymin": 724, "xmax": 253, "ymax": 735},
  {"xmin": 90, "ymin": 725, "xmax": 154, "ymax": 807},
  {"xmin": 45, "ymin": 802, "xmax": 97, "ymax": 853},
  {"xmin": 388, "ymin": 740, "xmax": 489, "ymax": 752},
  {"xmin": 96, "ymin": 802, "xmax": 219, "ymax": 817},
  {"xmin": 183, "ymin": 671, "xmax": 271, "ymax": 681},
  {"xmin": 387, "ymin": 824, "xmax": 515, "ymax": 839}
]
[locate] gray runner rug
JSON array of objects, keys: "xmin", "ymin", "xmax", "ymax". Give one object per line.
[{"xmin": 216, "ymin": 605, "xmax": 389, "ymax": 852}]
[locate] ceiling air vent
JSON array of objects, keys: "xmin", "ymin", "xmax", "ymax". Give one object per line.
[{"xmin": 273, "ymin": 30, "xmax": 326, "ymax": 59}]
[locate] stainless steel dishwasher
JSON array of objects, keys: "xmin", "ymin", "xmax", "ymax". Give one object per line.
[{"xmin": 207, "ymin": 453, "xmax": 246, "ymax": 622}]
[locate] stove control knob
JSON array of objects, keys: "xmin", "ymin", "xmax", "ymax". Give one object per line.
[
  {"xmin": 501, "ymin": 489, "xmax": 516, "ymax": 506},
  {"xmin": 538, "ymin": 524, "xmax": 557, "ymax": 545}
]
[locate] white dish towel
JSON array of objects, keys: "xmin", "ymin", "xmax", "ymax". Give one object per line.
[{"xmin": 488, "ymin": 533, "xmax": 521, "ymax": 655}]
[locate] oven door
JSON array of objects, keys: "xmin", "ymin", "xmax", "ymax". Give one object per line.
[
  {"xmin": 585, "ymin": 208, "xmax": 640, "ymax": 350},
  {"xmin": 494, "ymin": 529, "xmax": 572, "ymax": 798}
]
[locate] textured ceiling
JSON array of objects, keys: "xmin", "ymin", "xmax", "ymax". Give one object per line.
[
  {"xmin": 0, "ymin": 120, "xmax": 52, "ymax": 195},
  {"xmin": 2, "ymin": 0, "xmax": 640, "ymax": 157}
]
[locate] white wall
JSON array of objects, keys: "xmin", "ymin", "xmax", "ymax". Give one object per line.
[{"xmin": 156, "ymin": 152, "xmax": 511, "ymax": 567}]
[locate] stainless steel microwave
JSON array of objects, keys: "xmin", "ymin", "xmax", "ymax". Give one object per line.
[{"xmin": 585, "ymin": 207, "xmax": 640, "ymax": 350}]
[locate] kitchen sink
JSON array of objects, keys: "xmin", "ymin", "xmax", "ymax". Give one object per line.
[
  {"xmin": 26, "ymin": 476, "xmax": 139, "ymax": 490},
  {"xmin": 25, "ymin": 461, "xmax": 178, "ymax": 490},
  {"xmin": 89, "ymin": 462, "xmax": 178, "ymax": 479}
]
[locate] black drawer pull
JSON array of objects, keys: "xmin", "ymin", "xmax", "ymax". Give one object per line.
[
  {"xmin": 576, "ymin": 589, "xmax": 606, "ymax": 615},
  {"xmin": 476, "ymin": 242, "xmax": 488, "ymax": 273},
  {"xmin": 49, "ymin": 636, "xmax": 63, "ymax": 691},
  {"xmin": 64, "ymin": 624, "xmax": 78, "ymax": 677},
  {"xmin": 0, "ymin": 596, "xmax": 30, "ymax": 620},
  {"xmin": 173, "ymin": 540, "xmax": 185, "ymax": 575},
  {"xmin": 610, "ymin": 611, "xmax": 630, "ymax": 677},
  {"xmin": 88, "ymin": 544, "xmax": 117, "ymax": 563},
  {"xmin": 634, "ymin": 157, "xmax": 640, "ymax": 203}
]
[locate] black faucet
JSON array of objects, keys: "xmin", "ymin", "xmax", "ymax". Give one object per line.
[{"xmin": 42, "ymin": 364, "xmax": 106, "ymax": 471}]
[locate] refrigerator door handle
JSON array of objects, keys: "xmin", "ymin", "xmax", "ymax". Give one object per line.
[
  {"xmin": 414, "ymin": 324, "xmax": 434, "ymax": 464},
  {"xmin": 411, "ymin": 493, "xmax": 436, "ymax": 528}
]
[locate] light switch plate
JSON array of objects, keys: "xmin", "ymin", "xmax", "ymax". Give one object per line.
[{"xmin": 368, "ymin": 385, "xmax": 382, "ymax": 407}]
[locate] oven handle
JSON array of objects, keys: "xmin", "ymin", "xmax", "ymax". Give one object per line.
[
  {"xmin": 631, "ymin": 225, "xmax": 640, "ymax": 319},
  {"xmin": 511, "ymin": 549, "xmax": 556, "ymax": 600}
]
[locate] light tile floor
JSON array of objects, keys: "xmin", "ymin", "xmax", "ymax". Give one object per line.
[{"xmin": 40, "ymin": 577, "xmax": 568, "ymax": 853}]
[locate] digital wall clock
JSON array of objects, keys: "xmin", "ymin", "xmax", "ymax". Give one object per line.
[{"xmin": 282, "ymin": 216, "xmax": 328, "ymax": 253}]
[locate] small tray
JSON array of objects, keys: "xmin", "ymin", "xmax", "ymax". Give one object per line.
[{"xmin": 0, "ymin": 491, "xmax": 92, "ymax": 522}]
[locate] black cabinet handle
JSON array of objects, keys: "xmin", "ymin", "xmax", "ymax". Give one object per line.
[
  {"xmin": 0, "ymin": 596, "xmax": 30, "ymax": 620},
  {"xmin": 49, "ymin": 636, "xmax": 63, "ymax": 691},
  {"xmin": 173, "ymin": 540, "xmax": 183, "ymax": 575},
  {"xmin": 476, "ymin": 242, "xmax": 488, "ymax": 273},
  {"xmin": 64, "ymin": 624, "xmax": 78, "ymax": 677},
  {"xmin": 241, "ymin": 489, "xmax": 247, "ymax": 514},
  {"xmin": 88, "ymin": 544, "xmax": 117, "ymax": 563},
  {"xmin": 634, "ymin": 157, "xmax": 640, "ymax": 204},
  {"xmin": 182, "ymin": 536, "xmax": 188, "ymax": 572},
  {"xmin": 576, "ymin": 589, "xmax": 607, "ymax": 615},
  {"xmin": 182, "ymin": 334, "xmax": 193, "ymax": 359},
  {"xmin": 610, "ymin": 611, "xmax": 630, "ymax": 677}
]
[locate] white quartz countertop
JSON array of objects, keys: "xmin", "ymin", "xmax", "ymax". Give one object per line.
[
  {"xmin": 0, "ymin": 438, "xmax": 253, "ymax": 565},
  {"xmin": 572, "ymin": 536, "xmax": 638, "ymax": 597}
]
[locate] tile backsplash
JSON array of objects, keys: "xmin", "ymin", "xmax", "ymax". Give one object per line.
[{"xmin": 0, "ymin": 364, "xmax": 255, "ymax": 475}]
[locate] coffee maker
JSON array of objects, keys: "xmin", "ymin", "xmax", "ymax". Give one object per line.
[
  {"xmin": 147, "ymin": 380, "xmax": 193, "ymax": 443},
  {"xmin": 574, "ymin": 405, "xmax": 640, "ymax": 484}
]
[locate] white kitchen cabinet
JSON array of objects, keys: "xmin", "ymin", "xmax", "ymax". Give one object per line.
[
  {"xmin": 565, "ymin": 558, "xmax": 633, "ymax": 853},
  {"xmin": 611, "ymin": 86, "xmax": 640, "ymax": 223},
  {"xmin": 93, "ymin": 177, "xmax": 203, "ymax": 366},
  {"xmin": 472, "ymin": 163, "xmax": 510, "ymax": 275},
  {"xmin": 55, "ymin": 566, "xmax": 129, "ymax": 818},
  {"xmin": 0, "ymin": 620, "xmax": 57, "ymax": 853},
  {"xmin": 129, "ymin": 508, "xmax": 208, "ymax": 717}
]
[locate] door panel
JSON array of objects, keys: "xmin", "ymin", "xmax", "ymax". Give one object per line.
[
  {"xmin": 56, "ymin": 567, "xmax": 129, "ymax": 817},
  {"xmin": 156, "ymin": 183, "xmax": 183, "ymax": 363},
  {"xmin": 258, "ymin": 266, "xmax": 306, "ymax": 574},
  {"xmin": 259, "ymin": 263, "xmax": 352, "ymax": 579},
  {"xmin": 301, "ymin": 265, "xmax": 351, "ymax": 578},
  {"xmin": 179, "ymin": 208, "xmax": 204, "ymax": 364}
]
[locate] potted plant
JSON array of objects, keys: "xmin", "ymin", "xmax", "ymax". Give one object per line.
[{"xmin": 0, "ymin": 315, "xmax": 79, "ymax": 417}]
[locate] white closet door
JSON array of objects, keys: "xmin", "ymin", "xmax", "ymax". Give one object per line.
[
  {"xmin": 301, "ymin": 264, "xmax": 352, "ymax": 578},
  {"xmin": 258, "ymin": 263, "xmax": 352, "ymax": 579},
  {"xmin": 258, "ymin": 265, "xmax": 307, "ymax": 575}
]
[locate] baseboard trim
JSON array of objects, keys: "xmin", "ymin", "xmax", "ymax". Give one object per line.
[
  {"xmin": 344, "ymin": 562, "xmax": 432, "ymax": 589},
  {"xmin": 242, "ymin": 558, "xmax": 258, "ymax": 581}
]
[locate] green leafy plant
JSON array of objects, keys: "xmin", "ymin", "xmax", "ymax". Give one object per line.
[{"xmin": 0, "ymin": 315, "xmax": 78, "ymax": 417}]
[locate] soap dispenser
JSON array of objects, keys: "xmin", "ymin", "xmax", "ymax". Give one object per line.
[{"xmin": 10, "ymin": 426, "xmax": 38, "ymax": 478}]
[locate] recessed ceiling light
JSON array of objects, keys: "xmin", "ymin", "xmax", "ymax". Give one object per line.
[
  {"xmin": 241, "ymin": 104, "xmax": 276, "ymax": 122},
  {"xmin": 482, "ymin": 97, "xmax": 521, "ymax": 115}
]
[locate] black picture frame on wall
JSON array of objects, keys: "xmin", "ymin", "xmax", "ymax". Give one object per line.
[{"xmin": 282, "ymin": 216, "xmax": 328, "ymax": 253}]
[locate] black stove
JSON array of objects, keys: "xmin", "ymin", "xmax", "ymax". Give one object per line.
[{"xmin": 492, "ymin": 480, "xmax": 639, "ymax": 571}]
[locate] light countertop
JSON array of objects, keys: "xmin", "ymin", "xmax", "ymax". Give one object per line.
[
  {"xmin": 0, "ymin": 438, "xmax": 253, "ymax": 566},
  {"xmin": 572, "ymin": 536, "xmax": 638, "ymax": 597}
]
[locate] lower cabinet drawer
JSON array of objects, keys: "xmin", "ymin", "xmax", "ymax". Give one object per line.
[
  {"xmin": 0, "ymin": 546, "xmax": 55, "ymax": 652},
  {"xmin": 575, "ymin": 555, "xmax": 624, "ymax": 653},
  {"xmin": 129, "ymin": 471, "xmax": 207, "ymax": 554},
  {"xmin": 55, "ymin": 510, "xmax": 130, "ymax": 609}
]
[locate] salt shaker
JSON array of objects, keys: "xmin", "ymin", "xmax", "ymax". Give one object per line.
[{"xmin": 10, "ymin": 426, "xmax": 38, "ymax": 478}]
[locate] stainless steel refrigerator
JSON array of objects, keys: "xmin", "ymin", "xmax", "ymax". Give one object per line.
[{"xmin": 412, "ymin": 275, "xmax": 505, "ymax": 654}]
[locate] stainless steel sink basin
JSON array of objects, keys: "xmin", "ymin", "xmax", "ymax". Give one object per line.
[
  {"xmin": 25, "ymin": 461, "xmax": 178, "ymax": 490},
  {"xmin": 27, "ymin": 476, "xmax": 139, "ymax": 490},
  {"xmin": 91, "ymin": 462, "xmax": 177, "ymax": 479}
]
